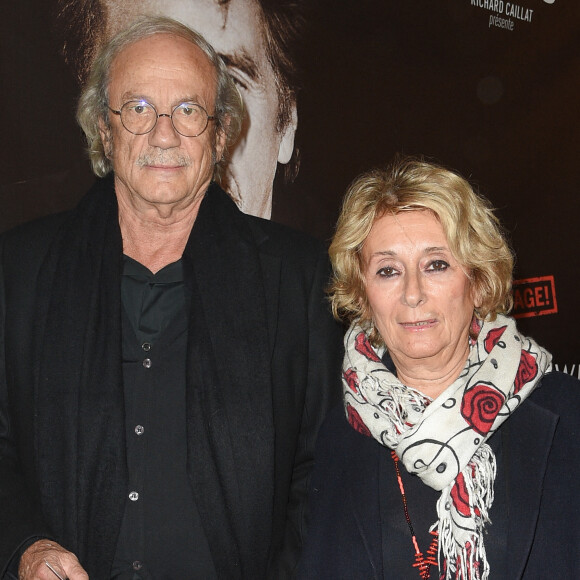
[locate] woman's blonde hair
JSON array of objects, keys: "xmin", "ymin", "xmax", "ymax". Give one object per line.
[{"xmin": 329, "ymin": 155, "xmax": 514, "ymax": 345}]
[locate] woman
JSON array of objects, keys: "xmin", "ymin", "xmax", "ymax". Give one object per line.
[{"xmin": 298, "ymin": 157, "xmax": 580, "ymax": 579}]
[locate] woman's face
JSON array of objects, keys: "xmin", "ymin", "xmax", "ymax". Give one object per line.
[{"xmin": 362, "ymin": 210, "xmax": 478, "ymax": 380}]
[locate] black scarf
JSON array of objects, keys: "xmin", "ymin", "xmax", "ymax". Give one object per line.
[{"xmin": 34, "ymin": 177, "xmax": 274, "ymax": 578}]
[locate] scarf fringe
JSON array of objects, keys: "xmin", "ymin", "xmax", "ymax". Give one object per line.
[
  {"xmin": 436, "ymin": 445, "xmax": 495, "ymax": 580},
  {"xmin": 356, "ymin": 374, "xmax": 430, "ymax": 444}
]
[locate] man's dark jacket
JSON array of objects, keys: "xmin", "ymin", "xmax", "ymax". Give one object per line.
[{"xmin": 0, "ymin": 178, "xmax": 343, "ymax": 579}]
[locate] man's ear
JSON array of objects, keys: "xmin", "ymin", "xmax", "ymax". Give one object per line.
[
  {"xmin": 277, "ymin": 101, "xmax": 297, "ymax": 164},
  {"xmin": 98, "ymin": 117, "xmax": 113, "ymax": 158},
  {"xmin": 215, "ymin": 115, "xmax": 230, "ymax": 161}
]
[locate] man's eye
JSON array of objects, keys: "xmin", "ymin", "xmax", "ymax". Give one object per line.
[
  {"xmin": 180, "ymin": 105, "xmax": 194, "ymax": 116},
  {"xmin": 130, "ymin": 104, "xmax": 151, "ymax": 115},
  {"xmin": 229, "ymin": 71, "xmax": 249, "ymax": 91},
  {"xmin": 176, "ymin": 104, "xmax": 201, "ymax": 117}
]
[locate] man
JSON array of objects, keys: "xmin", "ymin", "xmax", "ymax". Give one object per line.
[
  {"xmin": 0, "ymin": 17, "xmax": 342, "ymax": 579},
  {"xmin": 55, "ymin": 0, "xmax": 305, "ymax": 219}
]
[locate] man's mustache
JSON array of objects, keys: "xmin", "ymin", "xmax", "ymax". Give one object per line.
[{"xmin": 136, "ymin": 151, "xmax": 192, "ymax": 167}]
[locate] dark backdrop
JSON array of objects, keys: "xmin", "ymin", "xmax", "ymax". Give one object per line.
[{"xmin": 2, "ymin": 0, "xmax": 578, "ymax": 371}]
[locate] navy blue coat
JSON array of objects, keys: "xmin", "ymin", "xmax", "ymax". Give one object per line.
[{"xmin": 298, "ymin": 371, "xmax": 580, "ymax": 579}]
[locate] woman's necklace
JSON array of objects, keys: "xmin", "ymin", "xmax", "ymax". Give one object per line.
[{"xmin": 391, "ymin": 450, "xmax": 439, "ymax": 580}]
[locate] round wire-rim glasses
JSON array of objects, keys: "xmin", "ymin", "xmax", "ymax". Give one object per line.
[{"xmin": 108, "ymin": 99, "xmax": 216, "ymax": 138}]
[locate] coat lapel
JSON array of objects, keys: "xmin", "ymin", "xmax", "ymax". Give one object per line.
[
  {"xmin": 245, "ymin": 219, "xmax": 281, "ymax": 359},
  {"xmin": 503, "ymin": 398, "xmax": 558, "ymax": 578},
  {"xmin": 184, "ymin": 183, "xmax": 276, "ymax": 577}
]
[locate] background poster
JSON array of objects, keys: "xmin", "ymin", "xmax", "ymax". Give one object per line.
[{"xmin": 1, "ymin": 0, "xmax": 579, "ymax": 371}]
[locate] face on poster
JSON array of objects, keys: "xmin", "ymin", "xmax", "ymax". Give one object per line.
[{"xmin": 95, "ymin": 0, "xmax": 297, "ymax": 218}]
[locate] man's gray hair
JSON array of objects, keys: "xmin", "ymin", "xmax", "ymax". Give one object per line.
[
  {"xmin": 76, "ymin": 15, "xmax": 244, "ymax": 179},
  {"xmin": 56, "ymin": 0, "xmax": 307, "ymax": 183}
]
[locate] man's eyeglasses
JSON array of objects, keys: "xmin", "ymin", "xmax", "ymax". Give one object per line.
[{"xmin": 108, "ymin": 100, "xmax": 216, "ymax": 137}]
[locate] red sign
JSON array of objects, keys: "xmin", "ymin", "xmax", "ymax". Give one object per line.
[{"xmin": 512, "ymin": 275, "xmax": 558, "ymax": 318}]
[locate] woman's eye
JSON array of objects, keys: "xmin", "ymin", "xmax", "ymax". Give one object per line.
[
  {"xmin": 427, "ymin": 260, "xmax": 449, "ymax": 272},
  {"xmin": 377, "ymin": 266, "xmax": 397, "ymax": 277}
]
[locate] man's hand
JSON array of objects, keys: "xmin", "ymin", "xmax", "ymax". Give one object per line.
[{"xmin": 18, "ymin": 540, "xmax": 89, "ymax": 580}]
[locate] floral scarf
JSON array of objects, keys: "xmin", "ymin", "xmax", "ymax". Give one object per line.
[{"xmin": 342, "ymin": 314, "xmax": 552, "ymax": 580}]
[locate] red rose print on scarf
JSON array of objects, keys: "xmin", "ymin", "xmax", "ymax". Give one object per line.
[
  {"xmin": 343, "ymin": 368, "xmax": 359, "ymax": 393},
  {"xmin": 355, "ymin": 332, "xmax": 381, "ymax": 362},
  {"xmin": 483, "ymin": 325, "xmax": 507, "ymax": 354},
  {"xmin": 346, "ymin": 403, "xmax": 372, "ymax": 437},
  {"xmin": 450, "ymin": 471, "xmax": 472, "ymax": 517},
  {"xmin": 461, "ymin": 383, "xmax": 505, "ymax": 435},
  {"xmin": 514, "ymin": 349, "xmax": 538, "ymax": 394}
]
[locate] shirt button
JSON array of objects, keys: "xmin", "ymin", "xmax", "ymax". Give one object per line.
[
  {"xmin": 133, "ymin": 561, "xmax": 143, "ymax": 571},
  {"xmin": 142, "ymin": 342, "xmax": 152, "ymax": 352},
  {"xmin": 129, "ymin": 491, "xmax": 139, "ymax": 501},
  {"xmin": 143, "ymin": 358, "xmax": 152, "ymax": 369},
  {"xmin": 135, "ymin": 425, "xmax": 145, "ymax": 436}
]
